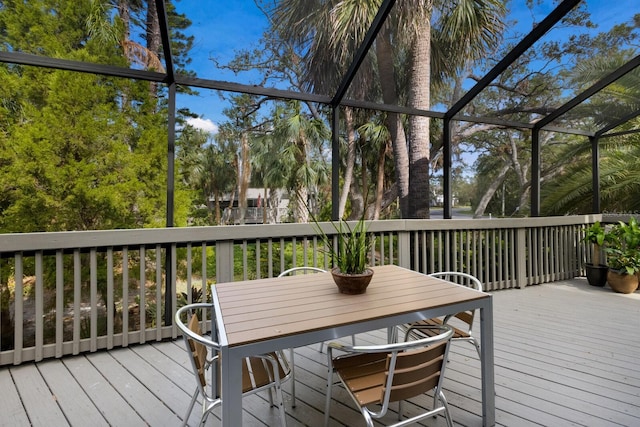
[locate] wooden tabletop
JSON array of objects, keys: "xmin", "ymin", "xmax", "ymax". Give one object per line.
[{"xmin": 213, "ymin": 264, "xmax": 489, "ymax": 347}]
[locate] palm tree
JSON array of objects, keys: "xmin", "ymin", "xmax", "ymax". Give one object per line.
[
  {"xmin": 268, "ymin": 100, "xmax": 330, "ymax": 223},
  {"xmin": 271, "ymin": 0, "xmax": 505, "ymax": 218},
  {"xmin": 176, "ymin": 125, "xmax": 209, "ymax": 185},
  {"xmin": 542, "ymin": 53, "xmax": 640, "ymax": 215},
  {"xmin": 251, "ymin": 127, "xmax": 287, "ymax": 224},
  {"xmin": 215, "ymin": 94, "xmax": 266, "ymax": 224},
  {"xmin": 190, "ymin": 142, "xmax": 236, "ymax": 225},
  {"xmin": 358, "ymin": 115, "xmax": 392, "ymax": 219}
]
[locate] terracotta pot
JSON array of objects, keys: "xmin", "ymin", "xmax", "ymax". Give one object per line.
[
  {"xmin": 585, "ymin": 264, "xmax": 608, "ymax": 287},
  {"xmin": 607, "ymin": 270, "xmax": 639, "ymax": 294},
  {"xmin": 331, "ymin": 267, "xmax": 374, "ymax": 295}
]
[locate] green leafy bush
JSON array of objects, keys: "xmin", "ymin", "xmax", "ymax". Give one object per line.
[{"xmin": 606, "ymin": 217, "xmax": 640, "ymax": 275}]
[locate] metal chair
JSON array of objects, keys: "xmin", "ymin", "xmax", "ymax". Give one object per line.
[
  {"xmin": 278, "ymin": 266, "xmax": 327, "ymax": 276},
  {"xmin": 278, "ymin": 267, "xmax": 356, "ymax": 352},
  {"xmin": 175, "ymin": 303, "xmax": 292, "ymax": 427},
  {"xmin": 396, "ymin": 271, "xmax": 483, "ymax": 360},
  {"xmin": 323, "ymin": 324, "xmax": 454, "ymax": 427}
]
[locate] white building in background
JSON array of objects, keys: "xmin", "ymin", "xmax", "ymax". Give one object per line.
[{"xmin": 219, "ymin": 188, "xmax": 291, "ymax": 224}]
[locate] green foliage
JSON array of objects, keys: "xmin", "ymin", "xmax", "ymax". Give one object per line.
[
  {"xmin": 0, "ymin": 1, "xmax": 197, "ymax": 232},
  {"xmin": 177, "ymin": 286, "xmax": 206, "ymax": 307},
  {"xmin": 583, "ymin": 221, "xmax": 606, "ymax": 246},
  {"xmin": 606, "ymin": 217, "xmax": 640, "ymax": 274},
  {"xmin": 583, "ymin": 221, "xmax": 607, "ymax": 266},
  {"xmin": 0, "ymin": 68, "xmax": 171, "ymax": 231},
  {"xmin": 542, "ymin": 133, "xmax": 640, "ymax": 215}
]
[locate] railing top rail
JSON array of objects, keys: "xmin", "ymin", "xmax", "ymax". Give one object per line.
[{"xmin": 0, "ymin": 215, "xmax": 602, "ymax": 253}]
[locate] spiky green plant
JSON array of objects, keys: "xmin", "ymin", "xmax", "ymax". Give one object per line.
[{"xmin": 315, "ymin": 218, "xmax": 373, "ymax": 275}]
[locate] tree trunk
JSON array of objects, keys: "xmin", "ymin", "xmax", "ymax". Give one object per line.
[
  {"xmin": 360, "ymin": 144, "xmax": 368, "ymax": 216},
  {"xmin": 338, "ymin": 107, "xmax": 356, "ymax": 218},
  {"xmin": 145, "ymin": 0, "xmax": 160, "ymax": 97},
  {"xmin": 407, "ymin": 19, "xmax": 432, "ymax": 219},
  {"xmin": 376, "ymin": 27, "xmax": 409, "ymax": 218},
  {"xmin": 223, "ymin": 188, "xmax": 237, "ymax": 225},
  {"xmin": 118, "ymin": 1, "xmax": 131, "ymax": 111},
  {"xmin": 474, "ymin": 163, "xmax": 510, "ymax": 218},
  {"xmin": 117, "ymin": 1, "xmax": 130, "ymax": 40},
  {"xmin": 294, "ymin": 185, "xmax": 309, "ymax": 223},
  {"xmin": 262, "ymin": 187, "xmax": 268, "ymax": 224},
  {"xmin": 349, "ymin": 180, "xmax": 364, "ymax": 220},
  {"xmin": 238, "ymin": 132, "xmax": 251, "ymax": 225},
  {"xmin": 268, "ymin": 189, "xmax": 280, "ymax": 223},
  {"xmin": 214, "ymin": 190, "xmax": 221, "ymax": 225},
  {"xmin": 373, "ymin": 140, "xmax": 388, "ymax": 220}
]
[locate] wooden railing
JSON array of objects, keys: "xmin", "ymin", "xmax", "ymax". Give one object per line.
[{"xmin": 0, "ymin": 215, "xmax": 600, "ymax": 366}]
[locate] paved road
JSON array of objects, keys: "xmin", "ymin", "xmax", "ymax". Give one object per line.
[{"xmin": 429, "ymin": 207, "xmax": 479, "ymax": 219}]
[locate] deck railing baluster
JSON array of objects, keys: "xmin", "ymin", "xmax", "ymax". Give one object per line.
[{"xmin": 0, "ymin": 215, "xmax": 606, "ymax": 365}]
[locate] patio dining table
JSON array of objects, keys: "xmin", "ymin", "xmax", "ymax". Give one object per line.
[{"xmin": 211, "ymin": 264, "xmax": 495, "ymax": 426}]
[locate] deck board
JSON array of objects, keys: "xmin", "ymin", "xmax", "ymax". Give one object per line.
[
  {"xmin": 1, "ymin": 278, "xmax": 639, "ymax": 426},
  {"xmin": 63, "ymin": 355, "xmax": 147, "ymax": 426},
  {"xmin": 88, "ymin": 350, "xmax": 181, "ymax": 426},
  {"xmin": 0, "ymin": 368, "xmax": 30, "ymax": 425},
  {"xmin": 11, "ymin": 363, "xmax": 68, "ymax": 426},
  {"xmin": 37, "ymin": 359, "xmax": 109, "ymax": 426}
]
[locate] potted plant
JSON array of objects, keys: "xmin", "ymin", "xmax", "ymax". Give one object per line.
[
  {"xmin": 605, "ymin": 217, "xmax": 640, "ymax": 293},
  {"xmin": 315, "ymin": 217, "xmax": 375, "ymax": 294},
  {"xmin": 583, "ymin": 221, "xmax": 608, "ymax": 286}
]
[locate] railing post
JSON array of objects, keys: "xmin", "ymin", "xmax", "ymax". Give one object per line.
[
  {"xmin": 515, "ymin": 228, "xmax": 527, "ymax": 288},
  {"xmin": 397, "ymin": 231, "xmax": 411, "ymax": 269},
  {"xmin": 164, "ymin": 244, "xmax": 173, "ymax": 327},
  {"xmin": 216, "ymin": 240, "xmax": 235, "ymax": 284}
]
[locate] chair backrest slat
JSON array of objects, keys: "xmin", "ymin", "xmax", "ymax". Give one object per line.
[
  {"xmin": 269, "ymin": 351, "xmax": 288, "ymax": 380},
  {"xmin": 428, "ymin": 271, "xmax": 482, "ymax": 334},
  {"xmin": 333, "ymin": 352, "xmax": 387, "ymax": 371},
  {"xmin": 187, "ymin": 314, "xmax": 208, "ymax": 387},
  {"xmin": 385, "ymin": 342, "xmax": 447, "ymax": 402},
  {"xmin": 388, "ymin": 370, "xmax": 441, "ymax": 402},
  {"xmin": 455, "ymin": 311, "xmax": 474, "ymax": 326},
  {"xmin": 249, "ymin": 356, "xmax": 272, "ymax": 388},
  {"xmin": 176, "ymin": 303, "xmax": 291, "ymax": 427},
  {"xmin": 328, "ymin": 323, "xmax": 453, "ymax": 426}
]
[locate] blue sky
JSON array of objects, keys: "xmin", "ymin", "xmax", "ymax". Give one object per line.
[
  {"xmin": 174, "ymin": 0, "xmax": 267, "ymax": 133},
  {"xmin": 173, "ymin": 0, "xmax": 637, "ymax": 134}
]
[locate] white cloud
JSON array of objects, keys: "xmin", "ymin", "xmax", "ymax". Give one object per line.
[{"xmin": 186, "ymin": 117, "xmax": 219, "ymax": 134}]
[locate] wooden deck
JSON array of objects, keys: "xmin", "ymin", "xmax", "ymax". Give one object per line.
[{"xmin": 1, "ymin": 278, "xmax": 639, "ymax": 427}]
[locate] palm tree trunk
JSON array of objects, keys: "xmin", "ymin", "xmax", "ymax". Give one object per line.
[
  {"xmin": 361, "ymin": 145, "xmax": 368, "ymax": 211},
  {"xmin": 376, "ymin": 27, "xmax": 409, "ymax": 218},
  {"xmin": 295, "ymin": 185, "xmax": 308, "ymax": 223},
  {"xmin": 373, "ymin": 140, "xmax": 388, "ymax": 220},
  {"xmin": 407, "ymin": 19, "xmax": 432, "ymax": 219}
]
